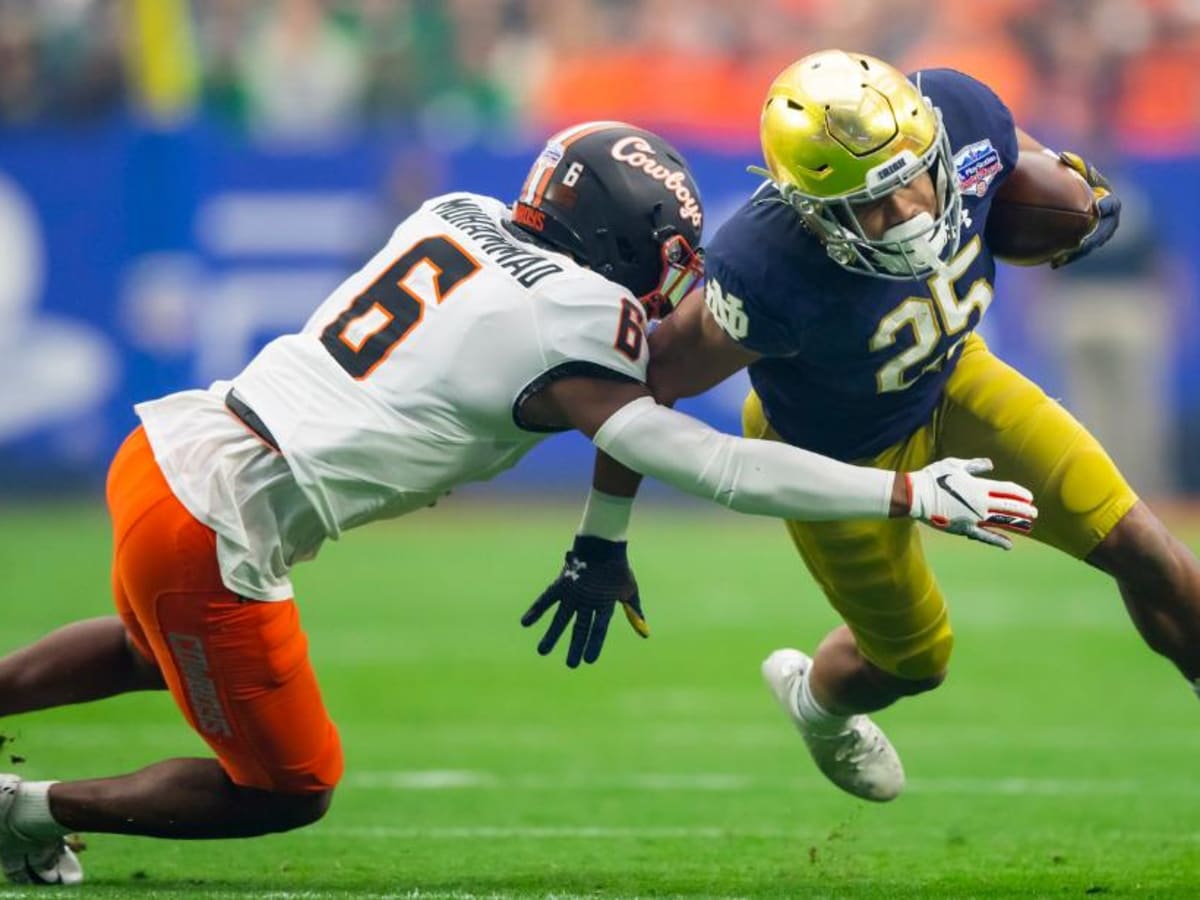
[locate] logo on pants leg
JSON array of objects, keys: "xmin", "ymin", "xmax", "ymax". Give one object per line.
[{"xmin": 167, "ymin": 633, "xmax": 233, "ymax": 738}]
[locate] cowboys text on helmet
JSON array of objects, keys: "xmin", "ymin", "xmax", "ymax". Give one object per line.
[{"xmin": 611, "ymin": 136, "xmax": 703, "ymax": 230}]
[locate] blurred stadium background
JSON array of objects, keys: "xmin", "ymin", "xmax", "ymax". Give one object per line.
[
  {"xmin": 4, "ymin": 2, "xmax": 1200, "ymax": 897},
  {"xmin": 1, "ymin": 0, "xmax": 1199, "ymax": 496}
]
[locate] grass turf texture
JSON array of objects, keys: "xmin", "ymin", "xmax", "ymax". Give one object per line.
[{"xmin": 0, "ymin": 501, "xmax": 1197, "ymax": 899}]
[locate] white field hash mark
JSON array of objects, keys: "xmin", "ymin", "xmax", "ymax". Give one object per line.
[{"xmin": 342, "ymin": 769, "xmax": 1200, "ymax": 796}]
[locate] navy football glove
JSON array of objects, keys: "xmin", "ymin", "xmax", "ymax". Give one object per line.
[
  {"xmin": 1051, "ymin": 151, "xmax": 1121, "ymax": 269},
  {"xmin": 521, "ymin": 536, "xmax": 649, "ymax": 668}
]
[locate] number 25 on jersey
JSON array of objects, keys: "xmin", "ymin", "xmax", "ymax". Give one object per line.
[{"xmin": 871, "ymin": 237, "xmax": 994, "ymax": 393}]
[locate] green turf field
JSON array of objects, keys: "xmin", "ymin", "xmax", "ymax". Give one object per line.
[{"xmin": 0, "ymin": 499, "xmax": 1197, "ymax": 899}]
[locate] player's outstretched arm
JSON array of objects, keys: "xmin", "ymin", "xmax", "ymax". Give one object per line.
[
  {"xmin": 582, "ymin": 288, "xmax": 763, "ymax": 525},
  {"xmin": 570, "ymin": 390, "xmax": 1035, "ymax": 542},
  {"xmin": 519, "ymin": 375, "xmax": 1037, "ymax": 666},
  {"xmin": 569, "ymin": 288, "xmax": 762, "ymax": 580},
  {"xmin": 517, "ymin": 292, "xmax": 762, "ymax": 668}
]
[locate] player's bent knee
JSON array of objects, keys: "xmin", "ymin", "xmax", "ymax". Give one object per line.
[
  {"xmin": 875, "ymin": 631, "xmax": 954, "ymax": 685},
  {"xmin": 882, "ymin": 666, "xmax": 947, "ymax": 697},
  {"xmin": 1091, "ymin": 503, "xmax": 1179, "ymax": 585},
  {"xmin": 289, "ymin": 788, "xmax": 334, "ymax": 829},
  {"xmin": 261, "ymin": 788, "xmax": 335, "ymax": 834},
  {"xmin": 124, "ymin": 636, "xmax": 167, "ymax": 690}
]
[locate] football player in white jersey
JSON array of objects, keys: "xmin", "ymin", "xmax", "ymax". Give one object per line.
[{"xmin": 0, "ymin": 121, "xmax": 1035, "ymax": 883}]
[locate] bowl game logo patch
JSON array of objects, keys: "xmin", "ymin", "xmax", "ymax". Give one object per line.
[
  {"xmin": 954, "ymin": 140, "xmax": 1003, "ymax": 197},
  {"xmin": 538, "ymin": 141, "xmax": 565, "ymax": 168}
]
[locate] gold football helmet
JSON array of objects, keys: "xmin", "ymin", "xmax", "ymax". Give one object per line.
[{"xmin": 752, "ymin": 50, "xmax": 963, "ymax": 280}]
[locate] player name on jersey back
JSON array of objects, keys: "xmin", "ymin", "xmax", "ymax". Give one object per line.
[{"xmin": 431, "ymin": 197, "xmax": 565, "ymax": 288}]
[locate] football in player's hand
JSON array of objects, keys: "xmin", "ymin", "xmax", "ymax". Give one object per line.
[{"xmin": 985, "ymin": 150, "xmax": 1098, "ymax": 266}]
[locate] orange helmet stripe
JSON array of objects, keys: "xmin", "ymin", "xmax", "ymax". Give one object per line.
[{"xmin": 529, "ymin": 120, "xmax": 634, "ymax": 206}]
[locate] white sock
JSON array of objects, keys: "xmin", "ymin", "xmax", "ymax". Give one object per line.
[
  {"xmin": 9, "ymin": 781, "xmax": 68, "ymax": 842},
  {"xmin": 795, "ymin": 670, "xmax": 850, "ymax": 735}
]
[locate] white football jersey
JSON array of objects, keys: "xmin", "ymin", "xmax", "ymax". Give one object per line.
[{"xmin": 137, "ymin": 192, "xmax": 649, "ymax": 600}]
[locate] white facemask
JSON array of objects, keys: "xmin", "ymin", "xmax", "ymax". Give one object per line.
[{"xmin": 875, "ymin": 211, "xmax": 949, "ymax": 277}]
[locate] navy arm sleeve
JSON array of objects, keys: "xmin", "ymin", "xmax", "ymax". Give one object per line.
[{"xmin": 701, "ymin": 197, "xmax": 814, "ymax": 357}]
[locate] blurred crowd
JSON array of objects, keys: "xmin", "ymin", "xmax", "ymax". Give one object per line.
[{"xmin": 1, "ymin": 0, "xmax": 1198, "ymax": 152}]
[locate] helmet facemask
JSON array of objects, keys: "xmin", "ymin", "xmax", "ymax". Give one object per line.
[{"xmin": 639, "ymin": 232, "xmax": 704, "ymax": 319}]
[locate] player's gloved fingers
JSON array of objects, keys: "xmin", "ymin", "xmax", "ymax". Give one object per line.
[
  {"xmin": 985, "ymin": 511, "xmax": 1035, "ymax": 533},
  {"xmin": 565, "ymin": 607, "xmax": 595, "ymax": 669},
  {"xmin": 967, "ymin": 525, "xmax": 1013, "ymax": 551},
  {"xmin": 1079, "ymin": 157, "xmax": 1112, "ymax": 193},
  {"xmin": 1049, "ymin": 249, "xmax": 1078, "ymax": 270},
  {"xmin": 985, "ymin": 480, "xmax": 1033, "ymax": 503},
  {"xmin": 520, "ymin": 588, "xmax": 560, "ymax": 627},
  {"xmin": 962, "ymin": 457, "xmax": 994, "ymax": 476},
  {"xmin": 622, "ymin": 592, "xmax": 650, "ymax": 639},
  {"xmin": 1091, "ymin": 197, "xmax": 1121, "ymax": 241},
  {"xmin": 583, "ymin": 604, "xmax": 616, "ymax": 665},
  {"xmin": 1058, "ymin": 151, "xmax": 1102, "ymax": 188},
  {"xmin": 986, "ymin": 493, "xmax": 1037, "ymax": 518},
  {"xmin": 1087, "ymin": 202, "xmax": 1120, "ymax": 241},
  {"xmin": 1057, "ymin": 150, "xmax": 1085, "ymax": 176},
  {"xmin": 1053, "ymin": 189, "xmax": 1121, "ymax": 269},
  {"xmin": 984, "ymin": 501, "xmax": 1036, "ymax": 527},
  {"xmin": 537, "ymin": 602, "xmax": 575, "ymax": 656},
  {"xmin": 985, "ymin": 516, "xmax": 1034, "ymax": 534}
]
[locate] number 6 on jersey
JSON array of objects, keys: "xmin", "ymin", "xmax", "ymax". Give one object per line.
[{"xmin": 320, "ymin": 235, "xmax": 481, "ymax": 379}]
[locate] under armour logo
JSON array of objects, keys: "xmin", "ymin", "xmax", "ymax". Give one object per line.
[{"xmin": 563, "ymin": 558, "xmax": 588, "ymax": 581}]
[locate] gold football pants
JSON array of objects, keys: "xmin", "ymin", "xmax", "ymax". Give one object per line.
[{"xmin": 743, "ymin": 333, "xmax": 1138, "ymax": 680}]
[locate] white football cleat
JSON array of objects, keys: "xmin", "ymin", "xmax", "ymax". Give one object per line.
[
  {"xmin": 761, "ymin": 648, "xmax": 905, "ymax": 802},
  {"xmin": 0, "ymin": 775, "xmax": 83, "ymax": 886}
]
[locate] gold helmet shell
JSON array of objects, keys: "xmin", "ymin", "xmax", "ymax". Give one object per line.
[
  {"xmin": 754, "ymin": 49, "xmax": 964, "ymax": 280},
  {"xmin": 761, "ymin": 50, "xmax": 937, "ymax": 200}
]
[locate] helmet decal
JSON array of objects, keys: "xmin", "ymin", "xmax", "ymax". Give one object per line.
[
  {"xmin": 519, "ymin": 121, "xmax": 627, "ymax": 207},
  {"xmin": 610, "ymin": 136, "xmax": 703, "ymax": 230}
]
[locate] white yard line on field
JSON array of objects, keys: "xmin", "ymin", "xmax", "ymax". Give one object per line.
[
  {"xmin": 343, "ymin": 769, "xmax": 1200, "ymax": 796},
  {"xmin": 345, "ymin": 770, "xmax": 754, "ymax": 791},
  {"xmin": 301, "ymin": 825, "xmax": 1200, "ymax": 848},
  {"xmin": 308, "ymin": 825, "xmax": 781, "ymax": 840},
  {"xmin": 11, "ymin": 722, "xmax": 1200, "ymax": 753},
  {"xmin": 253, "ymin": 893, "xmax": 719, "ymax": 900}
]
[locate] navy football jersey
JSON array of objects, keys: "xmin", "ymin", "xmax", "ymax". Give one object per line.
[{"xmin": 704, "ymin": 69, "xmax": 1018, "ymax": 461}]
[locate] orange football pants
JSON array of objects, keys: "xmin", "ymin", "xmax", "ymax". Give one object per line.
[{"xmin": 105, "ymin": 426, "xmax": 343, "ymax": 793}]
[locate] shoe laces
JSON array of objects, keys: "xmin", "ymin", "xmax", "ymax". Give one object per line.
[{"xmin": 827, "ymin": 718, "xmax": 883, "ymax": 766}]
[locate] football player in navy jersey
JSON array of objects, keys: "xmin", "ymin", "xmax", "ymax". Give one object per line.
[{"xmin": 523, "ymin": 50, "xmax": 1200, "ymax": 802}]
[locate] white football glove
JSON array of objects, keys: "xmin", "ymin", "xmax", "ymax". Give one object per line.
[{"xmin": 905, "ymin": 457, "xmax": 1036, "ymax": 550}]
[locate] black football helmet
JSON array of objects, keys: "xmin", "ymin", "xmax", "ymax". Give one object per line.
[{"xmin": 511, "ymin": 121, "xmax": 704, "ymax": 319}]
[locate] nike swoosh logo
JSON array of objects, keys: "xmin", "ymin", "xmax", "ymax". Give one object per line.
[{"xmin": 936, "ymin": 473, "xmax": 983, "ymax": 518}]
